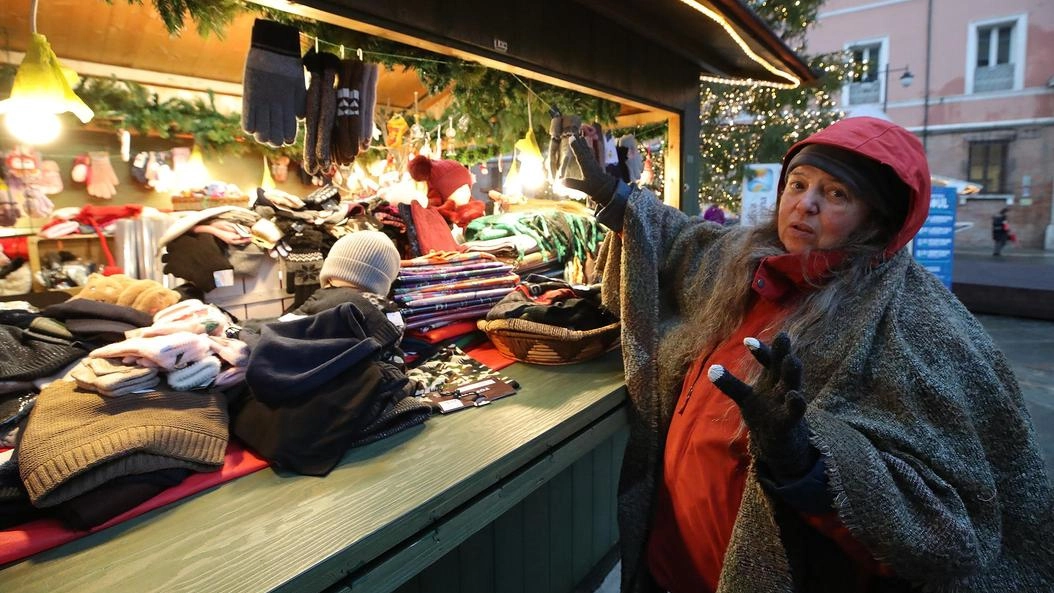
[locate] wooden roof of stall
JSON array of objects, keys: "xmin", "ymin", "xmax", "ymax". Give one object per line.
[{"xmin": 1, "ymin": 0, "xmax": 814, "ymax": 120}]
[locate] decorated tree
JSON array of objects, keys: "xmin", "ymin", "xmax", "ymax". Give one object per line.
[{"xmin": 698, "ymin": 0, "xmax": 857, "ymax": 212}]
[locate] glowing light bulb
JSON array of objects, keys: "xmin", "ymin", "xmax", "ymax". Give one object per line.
[{"xmin": 4, "ymin": 109, "xmax": 61, "ymax": 145}]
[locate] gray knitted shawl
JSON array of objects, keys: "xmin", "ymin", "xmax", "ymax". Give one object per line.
[{"xmin": 598, "ymin": 189, "xmax": 1054, "ymax": 593}]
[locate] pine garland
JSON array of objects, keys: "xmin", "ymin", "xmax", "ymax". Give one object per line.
[{"xmin": 109, "ymin": 0, "xmax": 242, "ymax": 38}]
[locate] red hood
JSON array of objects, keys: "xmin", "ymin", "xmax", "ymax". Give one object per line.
[{"xmin": 778, "ymin": 117, "xmax": 930, "ymax": 256}]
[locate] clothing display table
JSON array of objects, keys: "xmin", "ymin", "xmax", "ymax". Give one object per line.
[{"xmin": 0, "ymin": 351, "xmax": 628, "ymax": 593}]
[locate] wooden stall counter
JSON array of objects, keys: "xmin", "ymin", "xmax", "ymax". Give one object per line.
[{"xmin": 0, "ymin": 351, "xmax": 628, "ymax": 593}]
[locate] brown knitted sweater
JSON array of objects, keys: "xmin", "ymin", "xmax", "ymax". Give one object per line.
[{"xmin": 18, "ymin": 380, "xmax": 228, "ymax": 507}]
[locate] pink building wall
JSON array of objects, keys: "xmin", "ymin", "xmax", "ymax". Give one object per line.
[{"xmin": 806, "ymin": 0, "xmax": 1054, "ymax": 250}]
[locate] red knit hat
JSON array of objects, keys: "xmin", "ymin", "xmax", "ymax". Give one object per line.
[{"xmin": 408, "ymin": 155, "xmax": 473, "ymax": 207}]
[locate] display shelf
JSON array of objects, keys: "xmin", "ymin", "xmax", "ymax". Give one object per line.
[{"xmin": 27, "ymin": 234, "xmax": 117, "ymax": 293}]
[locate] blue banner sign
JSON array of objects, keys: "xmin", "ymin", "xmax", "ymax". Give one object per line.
[{"xmin": 912, "ymin": 186, "xmax": 958, "ymax": 288}]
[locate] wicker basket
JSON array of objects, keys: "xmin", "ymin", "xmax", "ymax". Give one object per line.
[{"xmin": 477, "ymin": 318, "xmax": 621, "ymax": 365}]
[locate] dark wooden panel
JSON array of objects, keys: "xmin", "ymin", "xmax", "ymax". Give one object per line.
[
  {"xmin": 522, "ymin": 479, "xmax": 552, "ymax": 592},
  {"xmin": 571, "ymin": 457, "xmax": 595, "ymax": 580},
  {"xmin": 492, "ymin": 503, "xmax": 526, "ymax": 593},
  {"xmin": 548, "ymin": 468, "xmax": 576, "ymax": 593},
  {"xmin": 458, "ymin": 523, "xmax": 495, "ymax": 593}
]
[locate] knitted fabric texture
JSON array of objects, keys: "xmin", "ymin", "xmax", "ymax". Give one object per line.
[
  {"xmin": 42, "ymin": 299, "xmax": 153, "ymax": 335},
  {"xmin": 166, "ymin": 355, "xmax": 221, "ymax": 391},
  {"xmin": 18, "ymin": 381, "xmax": 228, "ymax": 507},
  {"xmin": 318, "ymin": 230, "xmax": 400, "ymax": 294},
  {"xmin": 598, "ymin": 189, "xmax": 1054, "ymax": 593},
  {"xmin": 90, "ymin": 332, "xmax": 212, "ymax": 371},
  {"xmin": 68, "ymin": 358, "xmax": 160, "ymax": 397},
  {"xmin": 0, "ymin": 326, "xmax": 85, "ymax": 382}
]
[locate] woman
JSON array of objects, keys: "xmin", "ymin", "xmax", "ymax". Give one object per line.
[{"xmin": 566, "ymin": 117, "xmax": 1053, "ymax": 593}]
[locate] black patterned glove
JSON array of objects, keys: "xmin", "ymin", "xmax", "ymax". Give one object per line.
[
  {"xmin": 708, "ymin": 332, "xmax": 815, "ymax": 480},
  {"xmin": 564, "ymin": 136, "xmax": 618, "ymax": 207}
]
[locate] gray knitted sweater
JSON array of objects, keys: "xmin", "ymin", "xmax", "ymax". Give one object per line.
[{"xmin": 598, "ymin": 189, "xmax": 1054, "ymax": 593}]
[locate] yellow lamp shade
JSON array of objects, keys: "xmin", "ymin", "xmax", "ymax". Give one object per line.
[
  {"xmin": 513, "ymin": 128, "xmax": 543, "ymax": 161},
  {"xmin": 513, "ymin": 128, "xmax": 544, "ymax": 191},
  {"xmin": 0, "ymin": 33, "xmax": 94, "ymax": 124}
]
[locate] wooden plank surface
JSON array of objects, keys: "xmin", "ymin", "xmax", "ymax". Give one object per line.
[{"xmin": 0, "ymin": 351, "xmax": 626, "ymax": 593}]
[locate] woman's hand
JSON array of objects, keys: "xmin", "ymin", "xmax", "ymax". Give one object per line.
[
  {"xmin": 708, "ymin": 332, "xmax": 816, "ymax": 480},
  {"xmin": 564, "ymin": 135, "xmax": 618, "ymax": 206}
]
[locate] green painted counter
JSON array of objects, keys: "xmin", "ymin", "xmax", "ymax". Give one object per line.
[{"xmin": 0, "ymin": 351, "xmax": 628, "ymax": 593}]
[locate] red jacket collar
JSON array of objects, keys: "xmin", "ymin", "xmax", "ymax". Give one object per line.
[{"xmin": 752, "ymin": 250, "xmax": 847, "ymax": 302}]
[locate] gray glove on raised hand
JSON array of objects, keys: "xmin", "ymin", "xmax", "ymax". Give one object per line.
[
  {"xmin": 564, "ymin": 135, "xmax": 618, "ymax": 207},
  {"xmin": 708, "ymin": 332, "xmax": 816, "ymax": 480}
]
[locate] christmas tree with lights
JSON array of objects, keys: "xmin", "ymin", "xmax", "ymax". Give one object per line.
[{"xmin": 699, "ymin": 0, "xmax": 857, "ymax": 212}]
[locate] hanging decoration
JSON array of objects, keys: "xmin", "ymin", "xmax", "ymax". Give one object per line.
[{"xmin": 0, "ymin": 0, "xmax": 93, "ymax": 145}]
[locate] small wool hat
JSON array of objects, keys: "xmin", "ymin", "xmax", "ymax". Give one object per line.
[
  {"xmin": 319, "ymin": 231, "xmax": 400, "ymax": 295},
  {"xmin": 408, "ymin": 155, "xmax": 473, "ymax": 206}
]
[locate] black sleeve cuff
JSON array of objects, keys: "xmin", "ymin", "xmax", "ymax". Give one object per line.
[
  {"xmin": 757, "ymin": 452, "xmax": 835, "ymax": 515},
  {"xmin": 595, "ymin": 180, "xmax": 630, "ymax": 232},
  {"xmin": 251, "ymin": 19, "xmax": 302, "ymax": 57}
]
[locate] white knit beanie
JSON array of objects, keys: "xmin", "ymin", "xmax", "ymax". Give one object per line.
[{"xmin": 319, "ymin": 231, "xmax": 400, "ymax": 295}]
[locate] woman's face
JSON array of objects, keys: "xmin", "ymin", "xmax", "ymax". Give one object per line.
[{"xmin": 777, "ymin": 164, "xmax": 871, "ymax": 253}]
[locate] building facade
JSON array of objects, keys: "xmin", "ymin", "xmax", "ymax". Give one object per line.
[{"xmin": 806, "ymin": 0, "xmax": 1054, "ymax": 250}]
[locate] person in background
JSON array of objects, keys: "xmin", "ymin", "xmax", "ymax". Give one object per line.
[
  {"xmin": 702, "ymin": 203, "xmax": 726, "ymax": 225},
  {"xmin": 565, "ymin": 116, "xmax": 1053, "ymax": 593},
  {"xmin": 991, "ymin": 207, "xmax": 1013, "ymax": 256}
]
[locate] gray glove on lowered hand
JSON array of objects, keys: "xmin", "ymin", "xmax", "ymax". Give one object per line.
[
  {"xmin": 564, "ymin": 135, "xmax": 618, "ymax": 207},
  {"xmin": 708, "ymin": 332, "xmax": 816, "ymax": 480}
]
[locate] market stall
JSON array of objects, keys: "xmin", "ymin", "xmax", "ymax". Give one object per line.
[{"xmin": 0, "ymin": 1, "xmax": 813, "ymax": 591}]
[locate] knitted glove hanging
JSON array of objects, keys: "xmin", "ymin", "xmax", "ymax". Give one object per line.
[
  {"xmin": 708, "ymin": 332, "xmax": 816, "ymax": 480},
  {"xmin": 302, "ymin": 51, "xmax": 341, "ymax": 176},
  {"xmin": 241, "ymin": 19, "xmax": 305, "ymax": 147},
  {"xmin": 358, "ymin": 63, "xmax": 379, "ymax": 152},
  {"xmin": 547, "ymin": 115, "xmax": 581, "ymax": 182},
  {"xmin": 564, "ymin": 136, "xmax": 617, "ymax": 206},
  {"xmin": 332, "ymin": 58, "xmax": 366, "ymax": 166},
  {"xmin": 86, "ymin": 152, "xmax": 119, "ymax": 199}
]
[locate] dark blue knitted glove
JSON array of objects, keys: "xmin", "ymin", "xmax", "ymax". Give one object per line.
[{"xmin": 241, "ymin": 19, "xmax": 306, "ymax": 147}]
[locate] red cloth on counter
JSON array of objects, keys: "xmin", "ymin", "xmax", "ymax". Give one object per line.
[{"xmin": 0, "ymin": 441, "xmax": 268, "ymax": 566}]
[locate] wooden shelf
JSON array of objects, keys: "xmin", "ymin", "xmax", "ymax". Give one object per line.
[{"xmin": 27, "ymin": 234, "xmax": 116, "ymax": 293}]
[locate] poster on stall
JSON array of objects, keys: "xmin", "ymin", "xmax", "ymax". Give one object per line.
[
  {"xmin": 739, "ymin": 163, "xmax": 781, "ymax": 227},
  {"xmin": 911, "ymin": 186, "xmax": 958, "ymax": 288}
]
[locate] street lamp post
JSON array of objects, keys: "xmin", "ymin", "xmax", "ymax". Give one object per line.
[{"xmin": 882, "ymin": 64, "xmax": 915, "ymax": 113}]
